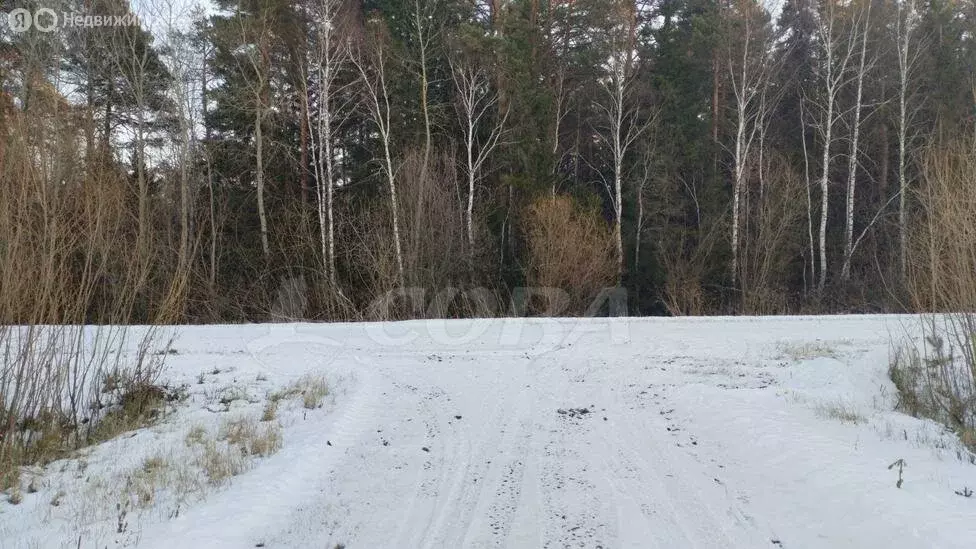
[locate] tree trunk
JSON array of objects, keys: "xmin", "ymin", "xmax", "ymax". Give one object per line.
[
  {"xmin": 386, "ymin": 142, "xmax": 405, "ymax": 290},
  {"xmin": 897, "ymin": 2, "xmax": 913, "ymax": 279},
  {"xmin": 880, "ymin": 123, "xmax": 889, "ymax": 195},
  {"xmin": 300, "ymin": 100, "xmax": 310, "ymax": 205},
  {"xmin": 801, "ymin": 104, "xmax": 815, "ymax": 294},
  {"xmin": 634, "ymin": 176, "xmax": 644, "ymax": 274},
  {"xmin": 324, "ymin": 98, "xmax": 337, "ymax": 288},
  {"xmin": 841, "ymin": 5, "xmax": 870, "ymax": 281},
  {"xmin": 255, "ymin": 105, "xmax": 269, "ymax": 257},
  {"xmin": 207, "ymin": 157, "xmax": 218, "ymax": 291},
  {"xmin": 415, "ymin": 0, "xmax": 433, "ymax": 258},
  {"xmin": 818, "ymin": 98, "xmax": 831, "ymax": 294}
]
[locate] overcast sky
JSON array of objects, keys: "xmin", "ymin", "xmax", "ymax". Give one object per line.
[{"xmin": 130, "ymin": 0, "xmax": 211, "ymax": 35}]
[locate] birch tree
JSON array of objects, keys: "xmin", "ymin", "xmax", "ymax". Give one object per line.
[
  {"xmin": 109, "ymin": 8, "xmax": 174, "ymax": 256},
  {"xmin": 353, "ymin": 20, "xmax": 405, "ymax": 290},
  {"xmin": 727, "ymin": 0, "xmax": 775, "ymax": 288},
  {"xmin": 219, "ymin": 5, "xmax": 275, "ymax": 258},
  {"xmin": 800, "ymin": 101, "xmax": 815, "ymax": 293},
  {"xmin": 840, "ymin": 0, "xmax": 872, "ymax": 281},
  {"xmin": 247, "ymin": 16, "xmax": 272, "ymax": 258},
  {"xmin": 449, "ymin": 55, "xmax": 509, "ymax": 253},
  {"xmin": 155, "ymin": 0, "xmax": 208, "ymax": 274},
  {"xmin": 594, "ymin": 1, "xmax": 643, "ymax": 283},
  {"xmin": 896, "ymin": 0, "xmax": 923, "ymax": 279},
  {"xmin": 304, "ymin": 0, "xmax": 351, "ymax": 288},
  {"xmin": 411, "ymin": 0, "xmax": 438, "ymax": 186},
  {"xmin": 808, "ymin": 0, "xmax": 859, "ymax": 292}
]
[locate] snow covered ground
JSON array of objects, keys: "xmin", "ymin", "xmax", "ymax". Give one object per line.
[{"xmin": 3, "ymin": 315, "xmax": 976, "ymax": 548}]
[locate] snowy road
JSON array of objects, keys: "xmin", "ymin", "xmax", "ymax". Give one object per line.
[{"xmin": 5, "ymin": 316, "xmax": 976, "ymax": 548}]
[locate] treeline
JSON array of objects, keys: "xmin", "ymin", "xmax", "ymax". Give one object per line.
[{"xmin": 1, "ymin": 0, "xmax": 974, "ymax": 323}]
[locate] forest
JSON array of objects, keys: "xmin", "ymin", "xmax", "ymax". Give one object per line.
[{"xmin": 1, "ymin": 0, "xmax": 975, "ymax": 324}]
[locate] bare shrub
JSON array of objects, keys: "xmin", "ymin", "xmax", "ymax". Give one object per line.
[
  {"xmin": 522, "ymin": 195, "xmax": 616, "ymax": 315},
  {"xmin": 0, "ymin": 85, "xmax": 184, "ymax": 485},
  {"xmin": 907, "ymin": 134, "xmax": 976, "ymax": 311},
  {"xmin": 890, "ymin": 320, "xmax": 976, "ymax": 451},
  {"xmin": 892, "ymin": 133, "xmax": 976, "ymax": 451},
  {"xmin": 344, "ymin": 149, "xmax": 499, "ymax": 320},
  {"xmin": 738, "ymin": 153, "xmax": 805, "ymax": 314},
  {"xmin": 657, "ymin": 228, "xmax": 722, "ymax": 316},
  {"xmin": 659, "ymin": 245, "xmax": 708, "ymax": 316},
  {"xmin": 344, "ymin": 204, "xmax": 403, "ymax": 316},
  {"xmin": 400, "ymin": 149, "xmax": 474, "ymax": 290}
]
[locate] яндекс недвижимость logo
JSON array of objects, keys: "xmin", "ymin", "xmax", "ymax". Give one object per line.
[{"xmin": 6, "ymin": 7, "xmax": 141, "ymax": 33}]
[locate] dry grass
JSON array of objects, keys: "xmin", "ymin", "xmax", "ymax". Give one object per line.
[
  {"xmin": 142, "ymin": 456, "xmax": 167, "ymax": 473},
  {"xmin": 219, "ymin": 416, "xmax": 283, "ymax": 457},
  {"xmin": 249, "ymin": 424, "xmax": 283, "ymax": 457},
  {"xmin": 217, "ymin": 385, "xmax": 257, "ymax": 406},
  {"xmin": 8, "ymin": 486, "xmax": 23, "ymax": 505},
  {"xmin": 889, "ymin": 344, "xmax": 932, "ymax": 419},
  {"xmin": 220, "ymin": 417, "xmax": 257, "ymax": 446},
  {"xmin": 778, "ymin": 340, "xmax": 838, "ymax": 361},
  {"xmin": 299, "ymin": 376, "xmax": 329, "ymax": 410},
  {"xmin": 109, "ymin": 417, "xmax": 282, "ymax": 512},
  {"xmin": 185, "ymin": 425, "xmax": 207, "ymax": 447},
  {"xmin": 269, "ymin": 387, "xmax": 299, "ymax": 404},
  {"xmin": 816, "ymin": 402, "xmax": 866, "ymax": 424},
  {"xmin": 124, "ymin": 456, "xmax": 170, "ymax": 508},
  {"xmin": 90, "ymin": 384, "xmax": 171, "ymax": 444},
  {"xmin": 261, "ymin": 401, "xmax": 278, "ymax": 422},
  {"xmin": 16, "ymin": 412, "xmax": 286, "ymax": 525},
  {"xmin": 270, "ymin": 375, "xmax": 329, "ymax": 410},
  {"xmin": 197, "ymin": 441, "xmax": 248, "ymax": 487}
]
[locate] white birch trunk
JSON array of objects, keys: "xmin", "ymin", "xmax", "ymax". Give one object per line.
[
  {"xmin": 813, "ymin": 1, "xmax": 858, "ymax": 293},
  {"xmin": 896, "ymin": 0, "xmax": 917, "ymax": 279},
  {"xmin": 841, "ymin": 3, "xmax": 871, "ymax": 281},
  {"xmin": 255, "ymin": 105, "xmax": 269, "ymax": 257},
  {"xmin": 355, "ymin": 40, "xmax": 405, "ymax": 289},
  {"xmin": 450, "ymin": 59, "xmax": 508, "ymax": 254}
]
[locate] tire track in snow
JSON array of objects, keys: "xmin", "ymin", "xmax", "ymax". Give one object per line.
[
  {"xmin": 530, "ymin": 354, "xmax": 616, "ymax": 549},
  {"xmin": 393, "ymin": 384, "xmax": 472, "ymax": 548},
  {"xmin": 605, "ymin": 389, "xmax": 772, "ymax": 548},
  {"xmin": 455, "ymin": 375, "xmax": 536, "ymax": 548},
  {"xmin": 392, "ymin": 357, "xmax": 532, "ymax": 549},
  {"xmin": 387, "ymin": 355, "xmax": 544, "ymax": 549}
]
